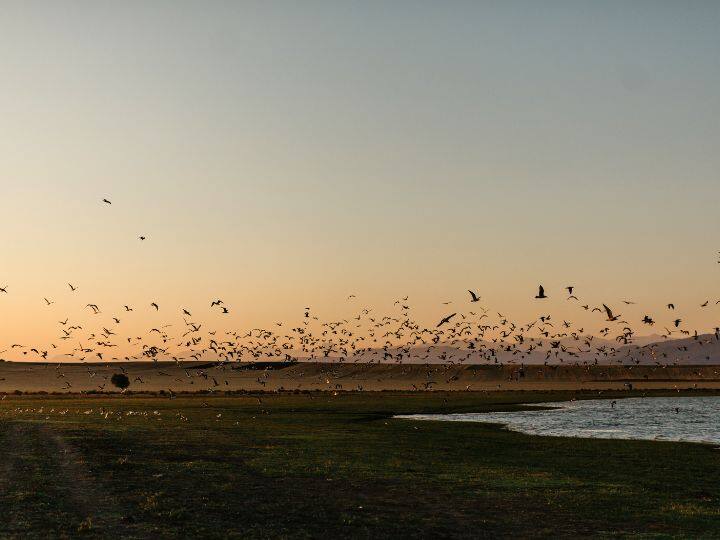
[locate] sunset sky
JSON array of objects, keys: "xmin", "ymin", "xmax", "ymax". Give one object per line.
[{"xmin": 1, "ymin": 2, "xmax": 719, "ymax": 357}]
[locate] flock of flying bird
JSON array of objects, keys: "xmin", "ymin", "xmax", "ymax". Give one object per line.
[{"xmin": 0, "ymin": 198, "xmax": 718, "ymax": 393}]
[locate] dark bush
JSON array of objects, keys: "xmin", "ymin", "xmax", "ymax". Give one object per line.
[{"xmin": 111, "ymin": 373, "xmax": 131, "ymax": 390}]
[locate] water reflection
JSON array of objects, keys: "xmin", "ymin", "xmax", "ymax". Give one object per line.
[{"xmin": 396, "ymin": 396, "xmax": 720, "ymax": 445}]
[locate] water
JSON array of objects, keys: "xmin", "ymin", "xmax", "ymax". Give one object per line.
[{"xmin": 396, "ymin": 396, "xmax": 720, "ymax": 445}]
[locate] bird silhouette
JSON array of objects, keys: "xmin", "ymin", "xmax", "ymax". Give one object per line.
[
  {"xmin": 437, "ymin": 313, "xmax": 457, "ymax": 327},
  {"xmin": 535, "ymin": 285, "xmax": 547, "ymax": 299},
  {"xmin": 602, "ymin": 304, "xmax": 621, "ymax": 322}
]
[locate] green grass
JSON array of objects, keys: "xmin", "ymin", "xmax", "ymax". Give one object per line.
[{"xmin": 0, "ymin": 391, "xmax": 718, "ymax": 538}]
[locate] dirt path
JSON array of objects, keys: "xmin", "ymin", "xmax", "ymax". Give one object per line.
[{"xmin": 0, "ymin": 421, "xmax": 135, "ymax": 538}]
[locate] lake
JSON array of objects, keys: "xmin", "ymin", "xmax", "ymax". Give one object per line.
[{"xmin": 396, "ymin": 396, "xmax": 720, "ymax": 445}]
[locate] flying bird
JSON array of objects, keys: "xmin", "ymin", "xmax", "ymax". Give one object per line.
[
  {"xmin": 102, "ymin": 198, "xmax": 112, "ymax": 205},
  {"xmin": 602, "ymin": 304, "xmax": 621, "ymax": 322},
  {"xmin": 468, "ymin": 290, "xmax": 480, "ymax": 303},
  {"xmin": 437, "ymin": 313, "xmax": 457, "ymax": 327},
  {"xmin": 535, "ymin": 285, "xmax": 547, "ymax": 299}
]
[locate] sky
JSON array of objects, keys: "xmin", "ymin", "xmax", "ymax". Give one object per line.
[{"xmin": 0, "ymin": 1, "xmax": 719, "ymax": 357}]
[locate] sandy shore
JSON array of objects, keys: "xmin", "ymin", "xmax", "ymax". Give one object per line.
[{"xmin": 0, "ymin": 361, "xmax": 719, "ymax": 394}]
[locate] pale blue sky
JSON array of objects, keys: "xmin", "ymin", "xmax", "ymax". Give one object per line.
[{"xmin": 0, "ymin": 1, "xmax": 718, "ymax": 346}]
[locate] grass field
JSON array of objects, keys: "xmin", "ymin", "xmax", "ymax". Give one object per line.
[{"xmin": 0, "ymin": 390, "xmax": 719, "ymax": 538}]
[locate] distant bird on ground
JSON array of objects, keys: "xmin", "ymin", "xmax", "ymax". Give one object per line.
[
  {"xmin": 468, "ymin": 290, "xmax": 480, "ymax": 302},
  {"xmin": 535, "ymin": 285, "xmax": 547, "ymax": 299},
  {"xmin": 437, "ymin": 313, "xmax": 457, "ymax": 327}
]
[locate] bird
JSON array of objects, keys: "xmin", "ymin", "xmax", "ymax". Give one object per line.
[
  {"xmin": 602, "ymin": 304, "xmax": 621, "ymax": 322},
  {"xmin": 68, "ymin": 283, "xmax": 77, "ymax": 292},
  {"xmin": 43, "ymin": 298, "xmax": 54, "ymax": 306},
  {"xmin": 437, "ymin": 313, "xmax": 457, "ymax": 327},
  {"xmin": 667, "ymin": 304, "xmax": 675, "ymax": 310},
  {"xmin": 674, "ymin": 319, "xmax": 682, "ymax": 327},
  {"xmin": 566, "ymin": 286, "xmax": 574, "ymax": 295},
  {"xmin": 124, "ymin": 305, "xmax": 133, "ymax": 312},
  {"xmin": 139, "ymin": 236, "xmax": 146, "ymax": 241},
  {"xmin": 102, "ymin": 198, "xmax": 112, "ymax": 205},
  {"xmin": 151, "ymin": 303, "xmax": 159, "ymax": 311},
  {"xmin": 468, "ymin": 290, "xmax": 480, "ymax": 303},
  {"xmin": 211, "ymin": 300, "xmax": 223, "ymax": 307},
  {"xmin": 535, "ymin": 285, "xmax": 547, "ymax": 299},
  {"xmin": 183, "ymin": 309, "xmax": 192, "ymax": 317},
  {"xmin": 0, "ymin": 286, "xmax": 7, "ymax": 293}
]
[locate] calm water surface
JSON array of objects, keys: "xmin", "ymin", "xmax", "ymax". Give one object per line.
[{"xmin": 396, "ymin": 396, "xmax": 720, "ymax": 445}]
